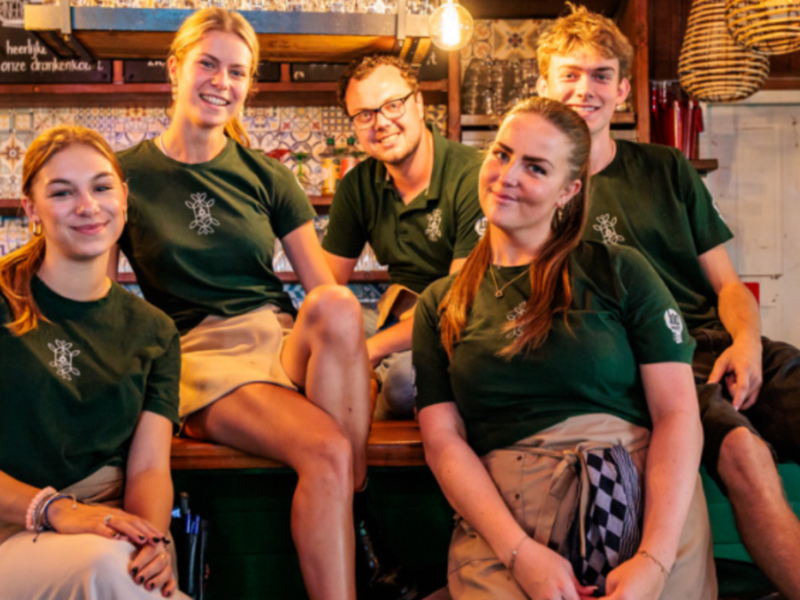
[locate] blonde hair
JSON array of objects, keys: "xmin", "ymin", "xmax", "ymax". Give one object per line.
[
  {"xmin": 537, "ymin": 2, "xmax": 633, "ymax": 82},
  {"xmin": 0, "ymin": 126, "xmax": 124, "ymax": 336},
  {"xmin": 439, "ymin": 98, "xmax": 590, "ymax": 359},
  {"xmin": 168, "ymin": 8, "xmax": 259, "ymax": 147}
]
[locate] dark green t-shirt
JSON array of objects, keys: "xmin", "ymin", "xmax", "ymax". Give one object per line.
[
  {"xmin": 583, "ymin": 140, "xmax": 733, "ymax": 332},
  {"xmin": 322, "ymin": 125, "xmax": 485, "ymax": 294},
  {"xmin": 119, "ymin": 139, "xmax": 317, "ymax": 334},
  {"xmin": 413, "ymin": 241, "xmax": 695, "ymax": 456},
  {"xmin": 0, "ymin": 278, "xmax": 180, "ymax": 490}
]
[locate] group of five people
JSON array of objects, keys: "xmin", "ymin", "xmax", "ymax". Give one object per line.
[{"xmin": 1, "ymin": 4, "xmax": 799, "ymax": 600}]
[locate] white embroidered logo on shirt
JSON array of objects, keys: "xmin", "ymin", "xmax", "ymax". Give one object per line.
[
  {"xmin": 593, "ymin": 214, "xmax": 625, "ymax": 246},
  {"xmin": 506, "ymin": 301, "xmax": 528, "ymax": 339},
  {"xmin": 186, "ymin": 192, "xmax": 220, "ymax": 235},
  {"xmin": 48, "ymin": 340, "xmax": 80, "ymax": 381},
  {"xmin": 474, "ymin": 217, "xmax": 488, "ymax": 240},
  {"xmin": 426, "ymin": 209, "xmax": 443, "ymax": 242},
  {"xmin": 664, "ymin": 309, "xmax": 684, "ymax": 344}
]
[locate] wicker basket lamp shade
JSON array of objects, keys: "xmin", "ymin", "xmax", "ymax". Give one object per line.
[
  {"xmin": 679, "ymin": 0, "xmax": 770, "ymax": 102},
  {"xmin": 725, "ymin": 0, "xmax": 800, "ymax": 54}
]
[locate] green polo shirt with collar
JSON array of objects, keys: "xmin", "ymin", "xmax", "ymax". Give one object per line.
[{"xmin": 322, "ymin": 125, "xmax": 485, "ymax": 294}]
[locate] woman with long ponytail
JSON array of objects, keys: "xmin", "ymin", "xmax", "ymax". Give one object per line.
[
  {"xmin": 413, "ymin": 97, "xmax": 716, "ymax": 600},
  {"xmin": 0, "ymin": 126, "xmax": 185, "ymax": 598},
  {"xmin": 116, "ymin": 8, "xmax": 399, "ymax": 600}
]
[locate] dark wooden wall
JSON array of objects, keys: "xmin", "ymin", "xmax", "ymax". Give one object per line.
[{"xmin": 647, "ymin": 0, "xmax": 800, "ymax": 86}]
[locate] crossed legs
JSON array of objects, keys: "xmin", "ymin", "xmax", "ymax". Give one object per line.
[{"xmin": 184, "ymin": 286, "xmax": 370, "ymax": 600}]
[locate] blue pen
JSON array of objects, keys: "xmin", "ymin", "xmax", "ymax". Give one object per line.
[
  {"xmin": 185, "ymin": 510, "xmax": 192, "ymax": 534},
  {"xmin": 193, "ymin": 515, "xmax": 200, "ymax": 535}
]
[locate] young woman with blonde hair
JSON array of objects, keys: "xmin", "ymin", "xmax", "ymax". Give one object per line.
[
  {"xmin": 0, "ymin": 126, "xmax": 184, "ymax": 599},
  {"xmin": 117, "ymin": 9, "xmax": 412, "ymax": 600},
  {"xmin": 413, "ymin": 97, "xmax": 716, "ymax": 600}
]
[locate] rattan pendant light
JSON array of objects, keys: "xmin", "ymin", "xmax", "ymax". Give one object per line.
[
  {"xmin": 725, "ymin": 0, "xmax": 800, "ymax": 54},
  {"xmin": 679, "ymin": 0, "xmax": 770, "ymax": 102}
]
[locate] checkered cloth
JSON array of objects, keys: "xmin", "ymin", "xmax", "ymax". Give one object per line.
[{"xmin": 572, "ymin": 445, "xmax": 642, "ymax": 594}]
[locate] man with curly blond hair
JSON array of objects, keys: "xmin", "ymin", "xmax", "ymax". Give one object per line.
[{"xmin": 538, "ymin": 5, "xmax": 800, "ymax": 598}]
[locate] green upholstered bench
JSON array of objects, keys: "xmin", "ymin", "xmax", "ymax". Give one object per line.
[{"xmin": 702, "ymin": 463, "xmax": 800, "ymax": 598}]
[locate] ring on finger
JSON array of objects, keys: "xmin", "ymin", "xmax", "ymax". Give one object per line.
[{"xmin": 103, "ymin": 515, "xmax": 112, "ymax": 526}]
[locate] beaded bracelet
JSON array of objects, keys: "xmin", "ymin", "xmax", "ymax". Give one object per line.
[
  {"xmin": 42, "ymin": 493, "xmax": 78, "ymax": 532},
  {"xmin": 639, "ymin": 550, "xmax": 670, "ymax": 581},
  {"xmin": 25, "ymin": 487, "xmax": 56, "ymax": 531}
]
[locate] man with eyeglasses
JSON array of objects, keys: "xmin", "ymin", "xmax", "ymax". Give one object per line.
[{"xmin": 324, "ymin": 55, "xmax": 484, "ymax": 422}]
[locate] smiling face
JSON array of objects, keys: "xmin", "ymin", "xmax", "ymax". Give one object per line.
[
  {"xmin": 537, "ymin": 46, "xmax": 630, "ymax": 139},
  {"xmin": 169, "ymin": 30, "xmax": 252, "ymax": 132},
  {"xmin": 479, "ymin": 112, "xmax": 581, "ymax": 240},
  {"xmin": 23, "ymin": 144, "xmax": 127, "ymax": 263},
  {"xmin": 344, "ymin": 64, "xmax": 425, "ymax": 166}
]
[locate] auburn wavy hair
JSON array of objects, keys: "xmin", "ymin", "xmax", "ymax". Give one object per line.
[
  {"xmin": 0, "ymin": 126, "xmax": 123, "ymax": 336},
  {"xmin": 168, "ymin": 8, "xmax": 259, "ymax": 147},
  {"xmin": 438, "ymin": 97, "xmax": 591, "ymax": 359}
]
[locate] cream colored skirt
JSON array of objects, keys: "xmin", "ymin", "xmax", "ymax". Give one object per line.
[
  {"xmin": 447, "ymin": 414, "xmax": 717, "ymax": 600},
  {"xmin": 179, "ymin": 303, "xmax": 298, "ymax": 419}
]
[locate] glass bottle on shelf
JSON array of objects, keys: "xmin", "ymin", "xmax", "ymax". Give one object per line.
[
  {"xmin": 326, "ymin": 0, "xmax": 355, "ymax": 11},
  {"xmin": 285, "ymin": 0, "xmax": 307, "ymax": 10},
  {"xmin": 320, "ymin": 136, "xmax": 339, "ymax": 196},
  {"xmin": 338, "ymin": 137, "xmax": 362, "ymax": 181}
]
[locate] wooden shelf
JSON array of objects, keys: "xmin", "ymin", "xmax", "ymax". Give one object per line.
[
  {"xmin": 278, "ymin": 270, "xmax": 389, "ymax": 283},
  {"xmin": 461, "ymin": 111, "xmax": 636, "ymax": 128},
  {"xmin": 0, "ymin": 200, "xmax": 23, "ymax": 217},
  {"xmin": 0, "ymin": 80, "xmax": 448, "ymax": 109},
  {"xmin": 24, "ymin": 7, "xmax": 430, "ymax": 63},
  {"xmin": 691, "ymin": 159, "xmax": 719, "ymax": 175},
  {"xmin": 117, "ymin": 270, "xmax": 389, "ymax": 285},
  {"xmin": 0, "ymin": 196, "xmax": 333, "ymax": 216}
]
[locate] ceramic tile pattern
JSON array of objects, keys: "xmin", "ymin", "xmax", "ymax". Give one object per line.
[
  {"xmin": 460, "ymin": 18, "xmax": 546, "ymax": 76},
  {"xmin": 0, "ymin": 104, "xmax": 448, "ymax": 200}
]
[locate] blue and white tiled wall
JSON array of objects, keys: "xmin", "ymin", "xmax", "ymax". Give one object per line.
[
  {"xmin": 0, "ymin": 104, "xmax": 447, "ymax": 304},
  {"xmin": 0, "ymin": 104, "xmax": 447, "ymax": 199}
]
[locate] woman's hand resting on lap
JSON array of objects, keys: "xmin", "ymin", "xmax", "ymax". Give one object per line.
[
  {"xmin": 598, "ymin": 553, "xmax": 666, "ymax": 600},
  {"xmin": 130, "ymin": 540, "xmax": 178, "ymax": 598},
  {"xmin": 46, "ymin": 498, "xmax": 166, "ymax": 545},
  {"xmin": 512, "ymin": 539, "xmax": 597, "ymax": 600}
]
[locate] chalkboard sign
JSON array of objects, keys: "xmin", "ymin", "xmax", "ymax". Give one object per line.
[
  {"xmin": 418, "ymin": 46, "xmax": 448, "ymax": 81},
  {"xmin": 0, "ymin": 3, "xmax": 111, "ymax": 83},
  {"xmin": 124, "ymin": 59, "xmax": 281, "ymax": 84}
]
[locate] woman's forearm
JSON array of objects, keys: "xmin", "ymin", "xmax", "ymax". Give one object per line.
[
  {"xmin": 640, "ymin": 409, "xmax": 703, "ymax": 569},
  {"xmin": 425, "ymin": 434, "xmax": 528, "ymax": 566},
  {"xmin": 124, "ymin": 468, "xmax": 174, "ymax": 533},
  {"xmin": 0, "ymin": 470, "xmax": 39, "ymax": 526}
]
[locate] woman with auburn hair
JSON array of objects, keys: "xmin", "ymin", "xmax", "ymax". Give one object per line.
[
  {"xmin": 413, "ymin": 97, "xmax": 716, "ymax": 600},
  {"xmin": 0, "ymin": 126, "xmax": 184, "ymax": 599},
  {"xmin": 117, "ymin": 9, "xmax": 412, "ymax": 600}
]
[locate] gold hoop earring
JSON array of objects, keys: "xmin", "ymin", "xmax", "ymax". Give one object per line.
[
  {"xmin": 123, "ymin": 208, "xmax": 128, "ymax": 224},
  {"xmin": 556, "ymin": 206, "xmax": 564, "ymax": 223},
  {"xmin": 32, "ymin": 221, "xmax": 43, "ymax": 237}
]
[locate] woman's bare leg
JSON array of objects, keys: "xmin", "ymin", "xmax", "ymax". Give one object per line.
[
  {"xmin": 184, "ymin": 383, "xmax": 356, "ymax": 600},
  {"xmin": 280, "ymin": 285, "xmax": 372, "ymax": 489}
]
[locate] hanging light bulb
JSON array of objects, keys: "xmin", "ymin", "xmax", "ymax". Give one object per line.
[{"xmin": 429, "ymin": 0, "xmax": 474, "ymax": 51}]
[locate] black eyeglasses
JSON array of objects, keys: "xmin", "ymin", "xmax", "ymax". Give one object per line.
[{"xmin": 349, "ymin": 92, "xmax": 416, "ymax": 130}]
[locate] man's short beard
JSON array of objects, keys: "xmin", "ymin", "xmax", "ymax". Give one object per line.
[{"xmin": 381, "ymin": 129, "xmax": 423, "ymax": 167}]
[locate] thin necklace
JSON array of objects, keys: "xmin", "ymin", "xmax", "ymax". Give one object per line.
[{"xmin": 489, "ymin": 265, "xmax": 528, "ymax": 299}]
